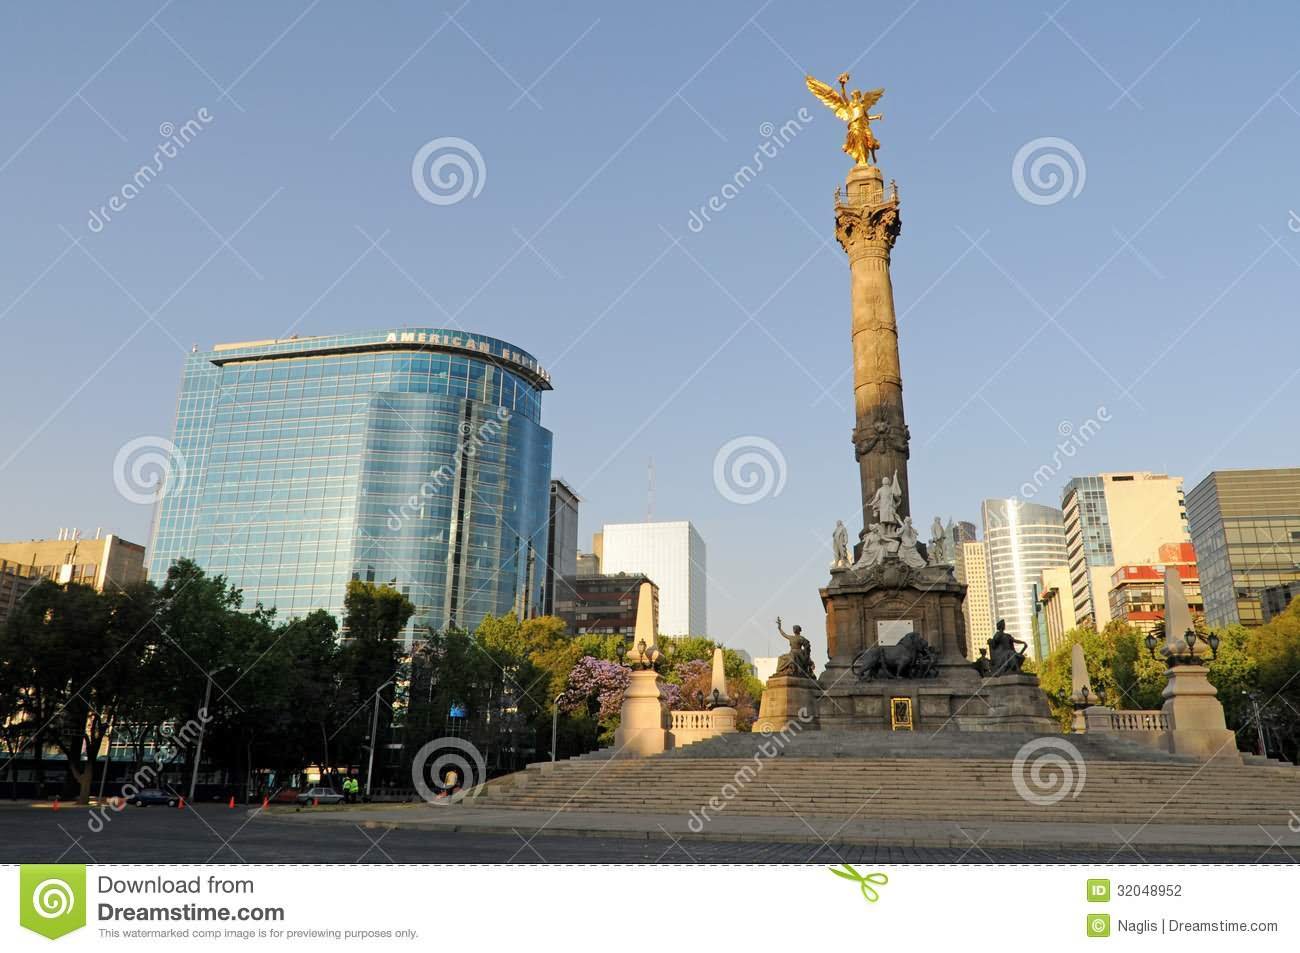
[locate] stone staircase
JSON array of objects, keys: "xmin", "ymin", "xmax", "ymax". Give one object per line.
[{"xmin": 477, "ymin": 730, "xmax": 1300, "ymax": 826}]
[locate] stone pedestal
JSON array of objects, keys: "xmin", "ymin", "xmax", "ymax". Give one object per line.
[
  {"xmin": 613, "ymin": 669, "xmax": 670, "ymax": 756},
  {"xmin": 817, "ymin": 560, "xmax": 997, "ymax": 730},
  {"xmin": 964, "ymin": 674, "xmax": 1058, "ymax": 733},
  {"xmin": 1161, "ymin": 664, "xmax": 1241, "ymax": 762},
  {"xmin": 753, "ymin": 676, "xmax": 821, "ymax": 733}
]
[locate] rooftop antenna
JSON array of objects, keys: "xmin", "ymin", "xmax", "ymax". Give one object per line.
[{"xmin": 646, "ymin": 458, "xmax": 655, "ymax": 522}]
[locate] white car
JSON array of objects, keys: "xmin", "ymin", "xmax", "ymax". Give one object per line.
[{"xmin": 294, "ymin": 786, "xmax": 345, "ymax": 805}]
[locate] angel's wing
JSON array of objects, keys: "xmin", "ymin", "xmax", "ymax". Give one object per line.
[
  {"xmin": 805, "ymin": 75, "xmax": 849, "ymax": 120},
  {"xmin": 858, "ymin": 87, "xmax": 885, "ymax": 110}
]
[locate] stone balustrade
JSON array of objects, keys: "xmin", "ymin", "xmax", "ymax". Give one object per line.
[
  {"xmin": 668, "ymin": 707, "xmax": 737, "ymax": 747},
  {"xmin": 1082, "ymin": 706, "xmax": 1169, "ymax": 748}
]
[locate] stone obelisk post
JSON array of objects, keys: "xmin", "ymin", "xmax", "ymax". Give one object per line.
[{"xmin": 835, "ymin": 165, "xmax": 908, "ymax": 531}]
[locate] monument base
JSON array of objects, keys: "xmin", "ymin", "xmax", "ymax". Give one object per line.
[
  {"xmin": 613, "ymin": 669, "xmax": 670, "ymax": 757},
  {"xmin": 1161, "ymin": 664, "xmax": 1241, "ymax": 763},
  {"xmin": 961, "ymin": 673, "xmax": 1058, "ymax": 733},
  {"xmin": 753, "ymin": 675, "xmax": 821, "ymax": 732}
]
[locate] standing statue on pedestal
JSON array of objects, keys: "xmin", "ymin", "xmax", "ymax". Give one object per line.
[
  {"xmin": 831, "ymin": 519, "xmax": 850, "ymax": 569},
  {"xmin": 774, "ymin": 617, "xmax": 815, "ymax": 679},
  {"xmin": 870, "ymin": 469, "xmax": 903, "ymax": 531},
  {"xmin": 987, "ymin": 619, "xmax": 1029, "ymax": 676},
  {"xmin": 928, "ymin": 516, "xmax": 947, "ymax": 565},
  {"xmin": 853, "ymin": 522, "xmax": 888, "ymax": 569}
]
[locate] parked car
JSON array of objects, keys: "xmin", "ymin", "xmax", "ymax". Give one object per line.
[
  {"xmin": 129, "ymin": 788, "xmax": 178, "ymax": 807},
  {"xmin": 295, "ymin": 786, "xmax": 345, "ymax": 806}
]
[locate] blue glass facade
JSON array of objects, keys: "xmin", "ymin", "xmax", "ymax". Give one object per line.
[{"xmin": 149, "ymin": 329, "xmax": 554, "ymax": 642}]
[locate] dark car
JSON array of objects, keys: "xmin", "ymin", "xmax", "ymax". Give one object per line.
[{"xmin": 129, "ymin": 788, "xmax": 178, "ymax": 807}]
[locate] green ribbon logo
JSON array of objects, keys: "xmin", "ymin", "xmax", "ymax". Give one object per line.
[{"xmin": 19, "ymin": 865, "xmax": 86, "ymax": 939}]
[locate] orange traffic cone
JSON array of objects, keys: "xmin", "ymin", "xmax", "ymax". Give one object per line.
[
  {"xmin": 261, "ymin": 795, "xmax": 269, "ymax": 809},
  {"xmin": 52, "ymin": 797, "xmax": 60, "ymax": 811},
  {"xmin": 228, "ymin": 796, "xmax": 236, "ymax": 809},
  {"xmin": 178, "ymin": 796, "xmax": 185, "ymax": 809},
  {"xmin": 312, "ymin": 797, "xmax": 319, "ymax": 807}
]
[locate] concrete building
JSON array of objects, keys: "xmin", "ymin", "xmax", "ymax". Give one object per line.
[
  {"xmin": 1261, "ymin": 582, "xmax": 1300, "ymax": 622},
  {"xmin": 1187, "ymin": 468, "xmax": 1300, "ymax": 626},
  {"xmin": 543, "ymin": 479, "xmax": 580, "ymax": 618},
  {"xmin": 565, "ymin": 572, "xmax": 657, "ymax": 638},
  {"xmin": 981, "ymin": 499, "xmax": 1068, "ymax": 660},
  {"xmin": 0, "ymin": 560, "xmax": 40, "ymax": 628},
  {"xmin": 1060, "ymin": 472, "xmax": 1189, "ymax": 631},
  {"xmin": 958, "ymin": 540, "xmax": 994, "ymax": 660},
  {"xmin": 0, "ymin": 529, "xmax": 146, "ymax": 594},
  {"xmin": 1038, "ymin": 564, "xmax": 1076, "ymax": 653},
  {"xmin": 1108, "ymin": 543, "xmax": 1202, "ymax": 634},
  {"xmin": 575, "ymin": 551, "xmax": 600, "ymax": 577},
  {"xmin": 148, "ymin": 329, "xmax": 554, "ymax": 643},
  {"xmin": 599, "ymin": 521, "xmax": 707, "ymax": 636}
]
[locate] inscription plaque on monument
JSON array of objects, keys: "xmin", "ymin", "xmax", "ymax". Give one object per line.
[{"xmin": 876, "ymin": 619, "xmax": 913, "ymax": 646}]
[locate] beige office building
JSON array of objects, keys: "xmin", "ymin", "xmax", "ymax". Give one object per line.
[
  {"xmin": 1061, "ymin": 472, "xmax": 1189, "ymax": 630},
  {"xmin": 0, "ymin": 529, "xmax": 147, "ymax": 593},
  {"xmin": 1038, "ymin": 564, "xmax": 1077, "ymax": 653},
  {"xmin": 960, "ymin": 541, "xmax": 995, "ymax": 660}
]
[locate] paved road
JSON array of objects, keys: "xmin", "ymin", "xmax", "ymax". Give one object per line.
[{"xmin": 0, "ymin": 805, "xmax": 1289, "ymax": 863}]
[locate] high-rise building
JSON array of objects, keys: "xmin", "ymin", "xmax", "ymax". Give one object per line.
[
  {"xmin": 1038, "ymin": 564, "xmax": 1076, "ymax": 653},
  {"xmin": 1060, "ymin": 472, "xmax": 1189, "ymax": 631},
  {"xmin": 148, "ymin": 329, "xmax": 554, "ymax": 643},
  {"xmin": 0, "ymin": 529, "xmax": 146, "ymax": 593},
  {"xmin": 599, "ymin": 521, "xmax": 707, "ymax": 636},
  {"xmin": 958, "ymin": 540, "xmax": 994, "ymax": 660},
  {"xmin": 1108, "ymin": 543, "xmax": 1202, "ymax": 634},
  {"xmin": 543, "ymin": 479, "xmax": 580, "ymax": 618},
  {"xmin": 1186, "ymin": 468, "xmax": 1300, "ymax": 626},
  {"xmin": 981, "ymin": 499, "xmax": 1068, "ymax": 659}
]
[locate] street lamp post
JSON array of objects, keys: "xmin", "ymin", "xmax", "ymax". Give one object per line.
[
  {"xmin": 188, "ymin": 664, "xmax": 234, "ymax": 802},
  {"xmin": 1243, "ymin": 690, "xmax": 1268, "ymax": 756},
  {"xmin": 551, "ymin": 694, "xmax": 563, "ymax": 763},
  {"xmin": 364, "ymin": 680, "xmax": 395, "ymax": 800}
]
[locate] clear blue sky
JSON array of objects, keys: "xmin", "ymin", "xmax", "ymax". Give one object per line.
[{"xmin": 1, "ymin": 1, "xmax": 1297, "ymax": 661}]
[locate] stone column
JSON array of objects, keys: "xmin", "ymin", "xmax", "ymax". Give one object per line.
[
  {"xmin": 835, "ymin": 165, "xmax": 907, "ymax": 530},
  {"xmin": 1161, "ymin": 665, "xmax": 1240, "ymax": 762}
]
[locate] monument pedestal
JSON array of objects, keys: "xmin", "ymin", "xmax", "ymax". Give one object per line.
[
  {"xmin": 613, "ymin": 669, "xmax": 670, "ymax": 756},
  {"xmin": 963, "ymin": 674, "xmax": 1058, "ymax": 733},
  {"xmin": 817, "ymin": 561, "xmax": 998, "ymax": 731},
  {"xmin": 1161, "ymin": 664, "xmax": 1241, "ymax": 763},
  {"xmin": 753, "ymin": 676, "xmax": 820, "ymax": 733}
]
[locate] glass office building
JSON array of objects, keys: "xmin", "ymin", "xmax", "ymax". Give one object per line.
[
  {"xmin": 1186, "ymin": 468, "xmax": 1300, "ymax": 627},
  {"xmin": 981, "ymin": 498, "xmax": 1068, "ymax": 659},
  {"xmin": 149, "ymin": 328, "xmax": 554, "ymax": 643}
]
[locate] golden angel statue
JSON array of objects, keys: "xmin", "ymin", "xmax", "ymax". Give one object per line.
[{"xmin": 805, "ymin": 72, "xmax": 884, "ymax": 166}]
